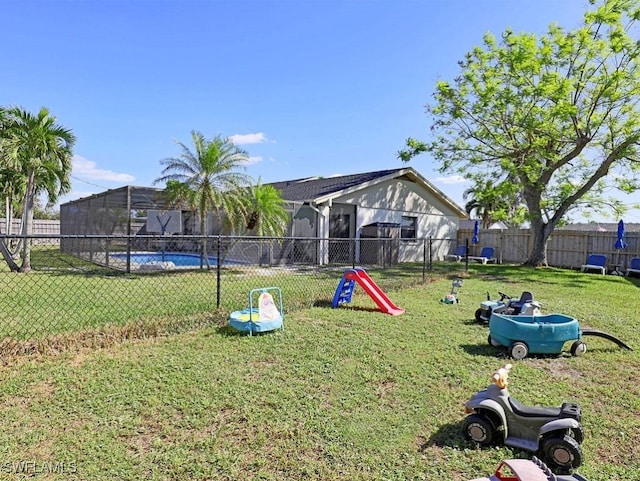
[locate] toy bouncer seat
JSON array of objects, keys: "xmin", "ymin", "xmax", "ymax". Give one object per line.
[{"xmin": 228, "ymin": 287, "xmax": 284, "ymax": 336}]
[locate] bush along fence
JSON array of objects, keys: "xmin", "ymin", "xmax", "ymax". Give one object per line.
[{"xmin": 0, "ymin": 234, "xmax": 462, "ymax": 352}]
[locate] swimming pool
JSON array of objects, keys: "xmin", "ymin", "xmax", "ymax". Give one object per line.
[{"xmin": 112, "ymin": 252, "xmax": 228, "ymax": 268}]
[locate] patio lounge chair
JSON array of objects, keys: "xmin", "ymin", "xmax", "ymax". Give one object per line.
[
  {"xmin": 468, "ymin": 246, "xmax": 497, "ymax": 264},
  {"xmin": 626, "ymin": 257, "xmax": 640, "ymax": 277},
  {"xmin": 445, "ymin": 245, "xmax": 467, "ymax": 262},
  {"xmin": 580, "ymin": 254, "xmax": 607, "ymax": 275}
]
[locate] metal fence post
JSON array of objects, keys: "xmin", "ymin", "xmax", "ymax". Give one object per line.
[
  {"xmin": 352, "ymin": 237, "xmax": 356, "ymax": 269},
  {"xmin": 382, "ymin": 240, "xmax": 386, "ymax": 269},
  {"xmin": 422, "ymin": 238, "xmax": 427, "ymax": 283},
  {"xmin": 465, "ymin": 237, "xmax": 470, "ymax": 271},
  {"xmin": 216, "ymin": 235, "xmax": 221, "ymax": 309}
]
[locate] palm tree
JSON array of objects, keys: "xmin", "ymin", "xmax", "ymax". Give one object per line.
[
  {"xmin": 4, "ymin": 107, "xmax": 75, "ymax": 272},
  {"xmin": 0, "ymin": 107, "xmax": 21, "ymax": 230},
  {"xmin": 0, "ymin": 107, "xmax": 22, "ymax": 271},
  {"xmin": 0, "ymin": 107, "xmax": 18, "ymax": 231},
  {"xmin": 154, "ymin": 131, "xmax": 253, "ymax": 268},
  {"xmin": 238, "ymin": 179, "xmax": 289, "ymax": 237},
  {"xmin": 462, "ymin": 178, "xmax": 526, "ymax": 229},
  {"xmin": 0, "ymin": 168, "xmax": 25, "ymax": 235},
  {"xmin": 462, "ymin": 182, "xmax": 498, "ymax": 229}
]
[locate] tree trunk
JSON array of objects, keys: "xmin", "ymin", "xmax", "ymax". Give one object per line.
[
  {"xmin": 523, "ymin": 217, "xmax": 557, "ymax": 267},
  {"xmin": 5, "ymin": 196, "xmax": 11, "ymax": 235},
  {"xmin": 2, "ymin": 196, "xmax": 22, "ymax": 257},
  {"xmin": 200, "ymin": 213, "xmax": 211, "ymax": 270},
  {"xmin": 524, "ymin": 229, "xmax": 548, "ymax": 266},
  {"xmin": 19, "ymin": 170, "xmax": 36, "ymax": 273},
  {"xmin": 0, "ymin": 238, "xmax": 20, "ymax": 272}
]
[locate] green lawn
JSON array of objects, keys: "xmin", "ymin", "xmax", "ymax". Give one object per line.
[{"xmin": 0, "ymin": 265, "xmax": 638, "ymax": 480}]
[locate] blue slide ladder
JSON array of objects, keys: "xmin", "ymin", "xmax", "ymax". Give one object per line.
[{"xmin": 332, "ymin": 275, "xmax": 357, "ymax": 308}]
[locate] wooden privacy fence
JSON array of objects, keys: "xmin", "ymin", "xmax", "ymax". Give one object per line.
[
  {"xmin": 0, "ymin": 219, "xmax": 60, "ymax": 235},
  {"xmin": 457, "ymin": 228, "xmax": 640, "ymax": 271}
]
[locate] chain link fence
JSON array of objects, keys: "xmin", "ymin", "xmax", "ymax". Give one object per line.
[{"xmin": 0, "ymin": 234, "xmax": 462, "ymax": 354}]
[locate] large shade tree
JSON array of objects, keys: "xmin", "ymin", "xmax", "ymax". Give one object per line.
[
  {"xmin": 399, "ymin": 0, "xmax": 640, "ymax": 266},
  {"xmin": 154, "ymin": 131, "xmax": 253, "ymax": 268},
  {"xmin": 0, "ymin": 106, "xmax": 75, "ymax": 272}
]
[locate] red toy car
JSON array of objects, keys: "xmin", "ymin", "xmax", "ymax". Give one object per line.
[{"xmin": 468, "ymin": 457, "xmax": 587, "ymax": 481}]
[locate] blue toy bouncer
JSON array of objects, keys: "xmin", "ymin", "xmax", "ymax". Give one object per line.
[{"xmin": 228, "ymin": 287, "xmax": 284, "ymax": 336}]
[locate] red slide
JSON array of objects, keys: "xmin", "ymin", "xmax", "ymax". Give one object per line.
[{"xmin": 344, "ymin": 268, "xmax": 405, "ymax": 316}]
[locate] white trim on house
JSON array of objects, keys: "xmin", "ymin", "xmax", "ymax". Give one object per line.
[{"xmin": 312, "ymin": 168, "xmax": 467, "ymax": 218}]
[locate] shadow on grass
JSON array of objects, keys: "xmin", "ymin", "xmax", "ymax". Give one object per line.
[
  {"xmin": 461, "ymin": 318, "xmax": 487, "ymax": 326},
  {"xmin": 214, "ymin": 325, "xmax": 241, "ymax": 337},
  {"xmin": 460, "ymin": 343, "xmax": 506, "ymax": 358},
  {"xmin": 418, "ymin": 421, "xmax": 466, "ymax": 450},
  {"xmin": 313, "ymin": 300, "xmax": 334, "ymax": 308},
  {"xmin": 214, "ymin": 324, "xmax": 288, "ymax": 338},
  {"xmin": 471, "ymin": 264, "xmax": 640, "ymax": 290},
  {"xmin": 314, "ymin": 299, "xmax": 383, "ymax": 314},
  {"xmin": 461, "ymin": 340, "xmax": 632, "ymax": 359}
]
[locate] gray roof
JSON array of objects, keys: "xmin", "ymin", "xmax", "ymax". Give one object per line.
[
  {"xmin": 269, "ymin": 168, "xmax": 403, "ymax": 202},
  {"xmin": 268, "ymin": 167, "xmax": 467, "ymax": 217}
]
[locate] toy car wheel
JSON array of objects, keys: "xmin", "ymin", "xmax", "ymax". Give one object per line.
[
  {"xmin": 488, "ymin": 335, "xmax": 501, "ymax": 347},
  {"xmin": 570, "ymin": 340, "xmax": 587, "ymax": 356},
  {"xmin": 463, "ymin": 414, "xmax": 496, "ymax": 446},
  {"xmin": 570, "ymin": 425, "xmax": 585, "ymax": 444},
  {"xmin": 509, "ymin": 342, "xmax": 528, "ymax": 360},
  {"xmin": 541, "ymin": 434, "xmax": 583, "ymax": 471},
  {"xmin": 475, "ymin": 308, "xmax": 484, "ymax": 323}
]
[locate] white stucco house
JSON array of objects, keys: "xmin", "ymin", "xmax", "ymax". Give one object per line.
[
  {"xmin": 60, "ymin": 167, "xmax": 468, "ymax": 266},
  {"xmin": 269, "ymin": 167, "xmax": 468, "ymax": 263}
]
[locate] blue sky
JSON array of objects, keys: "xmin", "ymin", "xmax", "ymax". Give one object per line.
[{"xmin": 6, "ymin": 0, "xmax": 632, "ymax": 223}]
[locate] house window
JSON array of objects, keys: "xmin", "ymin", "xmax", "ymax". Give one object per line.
[{"xmin": 401, "ymin": 216, "xmax": 417, "ymax": 239}]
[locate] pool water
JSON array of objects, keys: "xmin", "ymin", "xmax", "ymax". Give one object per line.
[{"xmin": 112, "ymin": 252, "xmax": 223, "ymax": 267}]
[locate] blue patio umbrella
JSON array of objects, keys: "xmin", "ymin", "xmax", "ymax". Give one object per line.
[
  {"xmin": 615, "ymin": 219, "xmax": 628, "ymax": 249},
  {"xmin": 472, "ymin": 219, "xmax": 480, "ymax": 245},
  {"xmin": 613, "ymin": 219, "xmax": 628, "ymax": 275}
]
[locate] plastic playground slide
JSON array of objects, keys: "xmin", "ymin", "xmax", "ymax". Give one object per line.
[{"xmin": 342, "ymin": 268, "xmax": 405, "ymax": 316}]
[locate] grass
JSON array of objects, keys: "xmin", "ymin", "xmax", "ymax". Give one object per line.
[
  {"xmin": 0, "ymin": 246, "xmax": 442, "ymax": 343},
  {"xmin": 0, "ymin": 265, "xmax": 638, "ymax": 480}
]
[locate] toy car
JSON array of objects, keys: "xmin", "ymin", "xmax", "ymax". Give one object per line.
[
  {"xmin": 488, "ymin": 312, "xmax": 633, "ymax": 359},
  {"xmin": 468, "ymin": 457, "xmax": 588, "ymax": 481},
  {"xmin": 463, "ymin": 364, "xmax": 584, "ymax": 473},
  {"xmin": 475, "ymin": 291, "xmax": 539, "ymax": 323}
]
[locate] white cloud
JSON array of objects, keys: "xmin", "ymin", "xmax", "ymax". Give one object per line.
[
  {"xmin": 230, "ymin": 133, "xmax": 268, "ymax": 145},
  {"xmin": 436, "ymin": 175, "xmax": 467, "ymax": 185},
  {"xmin": 243, "ymin": 156, "xmax": 263, "ymax": 165},
  {"xmin": 72, "ymin": 155, "xmax": 135, "ymax": 183}
]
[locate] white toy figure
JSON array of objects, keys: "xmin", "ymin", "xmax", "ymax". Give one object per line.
[{"xmin": 258, "ymin": 292, "xmax": 280, "ymax": 321}]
